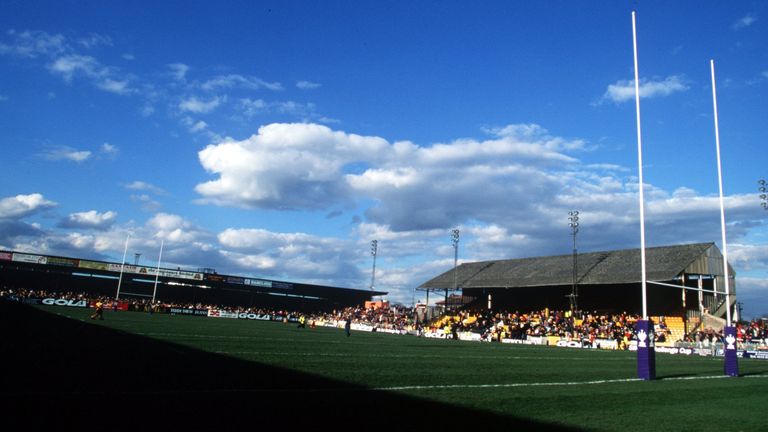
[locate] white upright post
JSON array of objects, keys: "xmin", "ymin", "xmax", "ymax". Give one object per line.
[
  {"xmin": 151, "ymin": 239, "xmax": 164, "ymax": 304},
  {"xmin": 710, "ymin": 59, "xmax": 732, "ymax": 326},
  {"xmin": 115, "ymin": 234, "xmax": 130, "ymax": 300},
  {"xmin": 632, "ymin": 11, "xmax": 655, "ymax": 381},
  {"xmin": 710, "ymin": 59, "xmax": 738, "ymax": 377},
  {"xmin": 632, "ymin": 11, "xmax": 649, "ymax": 320}
]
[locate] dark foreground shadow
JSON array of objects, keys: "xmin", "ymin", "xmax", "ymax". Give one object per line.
[{"xmin": 0, "ymin": 301, "xmax": 580, "ymax": 431}]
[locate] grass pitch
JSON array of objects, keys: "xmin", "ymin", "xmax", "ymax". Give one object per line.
[{"xmin": 3, "ymin": 303, "xmax": 767, "ymax": 431}]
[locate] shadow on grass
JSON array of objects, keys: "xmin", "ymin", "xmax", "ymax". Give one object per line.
[{"xmin": 0, "ymin": 301, "xmax": 581, "ymax": 431}]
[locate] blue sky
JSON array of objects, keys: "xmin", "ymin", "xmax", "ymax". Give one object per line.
[{"xmin": 1, "ymin": 1, "xmax": 767, "ymax": 318}]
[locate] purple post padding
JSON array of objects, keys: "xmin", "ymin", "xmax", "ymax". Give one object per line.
[
  {"xmin": 723, "ymin": 325, "xmax": 739, "ymax": 377},
  {"xmin": 636, "ymin": 319, "xmax": 656, "ymax": 380}
]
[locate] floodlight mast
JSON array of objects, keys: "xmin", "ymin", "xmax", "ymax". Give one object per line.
[
  {"xmin": 370, "ymin": 240, "xmax": 378, "ymax": 292},
  {"xmin": 450, "ymin": 229, "xmax": 460, "ymax": 311},
  {"xmin": 568, "ymin": 211, "xmax": 579, "ymax": 313}
]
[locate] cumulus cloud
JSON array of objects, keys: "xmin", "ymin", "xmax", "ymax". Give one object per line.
[
  {"xmin": 147, "ymin": 212, "xmax": 208, "ymax": 244},
  {"xmin": 59, "ymin": 210, "xmax": 117, "ymax": 230},
  {"xmin": 196, "ymin": 123, "xmax": 389, "ymax": 209},
  {"xmin": 194, "ymin": 122, "xmax": 597, "ymax": 233},
  {"xmin": 217, "ymin": 227, "xmax": 363, "ymax": 282},
  {"xmin": 601, "ymin": 75, "xmax": 689, "ymax": 104},
  {"xmin": 0, "ymin": 194, "xmax": 57, "ymax": 219},
  {"xmin": 194, "ymin": 122, "xmax": 589, "ymax": 219}
]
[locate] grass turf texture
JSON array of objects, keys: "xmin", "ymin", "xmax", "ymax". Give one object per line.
[{"xmin": 2, "ymin": 302, "xmax": 767, "ymax": 431}]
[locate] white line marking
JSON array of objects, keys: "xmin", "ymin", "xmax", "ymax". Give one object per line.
[
  {"xmin": 218, "ymin": 351, "xmax": 632, "ymax": 361},
  {"xmin": 373, "ymin": 374, "xmax": 768, "ymax": 391}
]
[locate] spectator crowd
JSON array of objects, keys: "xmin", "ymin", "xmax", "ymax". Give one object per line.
[{"xmin": 3, "ymin": 286, "xmax": 766, "ymax": 349}]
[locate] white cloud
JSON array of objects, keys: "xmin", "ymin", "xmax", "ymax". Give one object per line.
[
  {"xmin": 201, "ymin": 74, "xmax": 282, "ymax": 91},
  {"xmin": 141, "ymin": 104, "xmax": 155, "ymax": 117},
  {"xmin": 240, "ymin": 98, "xmax": 268, "ymax": 116},
  {"xmin": 129, "ymin": 194, "xmax": 162, "ymax": 212},
  {"xmin": 41, "ymin": 146, "xmax": 92, "ymax": 162},
  {"xmin": 195, "ymin": 123, "xmax": 389, "ymax": 209},
  {"xmin": 179, "ymin": 96, "xmax": 224, "ymax": 113},
  {"xmin": 77, "ymin": 33, "xmax": 112, "ymax": 49},
  {"xmin": 97, "ymin": 78, "xmax": 131, "ymax": 94},
  {"xmin": 59, "ymin": 210, "xmax": 117, "ymax": 230},
  {"xmin": 190, "ymin": 120, "xmax": 208, "ymax": 133},
  {"xmin": 217, "ymin": 227, "xmax": 363, "ymax": 281},
  {"xmin": 0, "ymin": 193, "xmax": 57, "ymax": 219},
  {"xmin": 728, "ymin": 243, "xmax": 768, "ymax": 272},
  {"xmin": 147, "ymin": 213, "xmax": 207, "ymax": 244},
  {"xmin": 48, "ymin": 54, "xmax": 101, "ymax": 81},
  {"xmin": 601, "ymin": 75, "xmax": 689, "ymax": 104},
  {"xmin": 125, "ymin": 181, "xmax": 166, "ymax": 195},
  {"xmin": 100, "ymin": 142, "xmax": 119, "ymax": 156},
  {"xmin": 239, "ymin": 98, "xmax": 319, "ymax": 119},
  {"xmin": 733, "ymin": 14, "xmax": 757, "ymax": 30},
  {"xmin": 194, "ymin": 122, "xmax": 591, "ymax": 232},
  {"xmin": 168, "ymin": 63, "xmax": 189, "ymax": 81},
  {"xmin": 0, "ymin": 29, "xmax": 67, "ymax": 58},
  {"xmin": 48, "ymin": 54, "xmax": 133, "ymax": 95},
  {"xmin": 296, "ymin": 80, "xmax": 321, "ymax": 89}
]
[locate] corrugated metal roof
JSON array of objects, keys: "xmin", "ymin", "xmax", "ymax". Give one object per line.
[{"xmin": 419, "ymin": 242, "xmax": 724, "ymax": 289}]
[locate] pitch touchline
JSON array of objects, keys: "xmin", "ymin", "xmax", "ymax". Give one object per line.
[
  {"xmin": 3, "ymin": 375, "xmax": 764, "ymax": 398},
  {"xmin": 219, "ymin": 351, "xmax": 630, "ymax": 361},
  {"xmin": 373, "ymin": 374, "xmax": 768, "ymax": 391}
]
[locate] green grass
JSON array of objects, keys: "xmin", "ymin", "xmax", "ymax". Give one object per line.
[{"xmin": 5, "ymin": 304, "xmax": 768, "ymax": 431}]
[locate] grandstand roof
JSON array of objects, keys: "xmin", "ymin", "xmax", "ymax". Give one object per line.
[
  {"xmin": 0, "ymin": 249, "xmax": 385, "ymax": 311},
  {"xmin": 419, "ymin": 242, "xmax": 732, "ymax": 290}
]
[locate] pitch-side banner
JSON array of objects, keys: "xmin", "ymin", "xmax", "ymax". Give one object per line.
[
  {"xmin": 41, "ymin": 298, "xmax": 88, "ymax": 308},
  {"xmin": 208, "ymin": 309, "xmax": 238, "ymax": 319},
  {"xmin": 12, "ymin": 253, "xmax": 47, "ymax": 264},
  {"xmin": 105, "ymin": 263, "xmax": 203, "ymax": 281}
]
